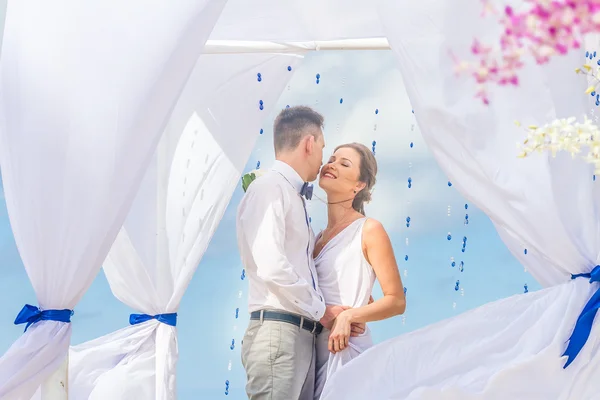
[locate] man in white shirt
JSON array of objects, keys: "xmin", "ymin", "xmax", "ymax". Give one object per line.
[{"xmin": 237, "ymin": 106, "xmax": 352, "ymax": 400}]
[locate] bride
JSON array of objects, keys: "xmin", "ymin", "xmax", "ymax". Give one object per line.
[{"xmin": 313, "ymin": 142, "xmax": 406, "ymax": 399}]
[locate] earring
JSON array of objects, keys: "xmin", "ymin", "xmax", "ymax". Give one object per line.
[{"xmin": 353, "ymin": 190, "xmax": 357, "ymax": 193}]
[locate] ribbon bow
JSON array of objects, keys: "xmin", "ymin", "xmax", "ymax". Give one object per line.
[
  {"xmin": 129, "ymin": 313, "xmax": 177, "ymax": 327},
  {"xmin": 14, "ymin": 304, "xmax": 73, "ymax": 332},
  {"xmin": 300, "ymin": 182, "xmax": 313, "ymax": 200},
  {"xmin": 563, "ymin": 265, "xmax": 600, "ymax": 368}
]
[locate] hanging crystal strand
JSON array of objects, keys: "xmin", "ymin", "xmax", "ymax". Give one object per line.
[{"xmin": 402, "ymin": 108, "xmax": 415, "ymax": 326}]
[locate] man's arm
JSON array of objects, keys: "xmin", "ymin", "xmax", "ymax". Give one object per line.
[{"xmin": 239, "ymin": 183, "xmax": 325, "ymax": 320}]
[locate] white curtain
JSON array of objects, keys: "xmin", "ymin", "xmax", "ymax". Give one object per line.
[
  {"xmin": 68, "ymin": 53, "xmax": 305, "ymax": 400},
  {"xmin": 0, "ymin": 1, "xmax": 226, "ymax": 399},
  {"xmin": 321, "ymin": 1, "xmax": 600, "ymax": 399}
]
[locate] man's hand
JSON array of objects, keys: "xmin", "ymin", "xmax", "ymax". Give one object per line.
[{"xmin": 320, "ymin": 305, "xmax": 350, "ymax": 330}]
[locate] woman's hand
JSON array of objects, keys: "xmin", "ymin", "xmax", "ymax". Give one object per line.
[{"xmin": 328, "ymin": 310, "xmax": 353, "ymax": 354}]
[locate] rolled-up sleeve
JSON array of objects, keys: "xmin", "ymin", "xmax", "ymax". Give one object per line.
[{"xmin": 239, "ymin": 183, "xmax": 325, "ymax": 319}]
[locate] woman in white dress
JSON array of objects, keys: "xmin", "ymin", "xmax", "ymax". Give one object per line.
[{"xmin": 313, "ymin": 142, "xmax": 406, "ymax": 399}]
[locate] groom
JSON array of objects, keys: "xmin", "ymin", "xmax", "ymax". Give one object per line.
[{"xmin": 236, "ymin": 106, "xmax": 363, "ymax": 400}]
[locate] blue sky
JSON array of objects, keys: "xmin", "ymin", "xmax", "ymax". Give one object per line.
[{"xmin": 0, "ymin": 51, "xmax": 541, "ymax": 399}]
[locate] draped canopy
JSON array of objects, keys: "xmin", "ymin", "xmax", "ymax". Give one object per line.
[{"xmin": 0, "ymin": 0, "xmax": 599, "ymax": 399}]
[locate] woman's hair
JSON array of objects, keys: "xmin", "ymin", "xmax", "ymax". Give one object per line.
[{"xmin": 334, "ymin": 142, "xmax": 378, "ymax": 215}]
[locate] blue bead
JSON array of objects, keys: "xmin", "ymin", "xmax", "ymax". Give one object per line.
[
  {"xmin": 594, "ymin": 175, "xmax": 597, "ymax": 181},
  {"xmin": 597, "ymin": 59, "xmax": 600, "ymax": 66},
  {"xmin": 257, "ymin": 76, "xmax": 262, "ymax": 82},
  {"xmin": 259, "ymin": 100, "xmax": 263, "ymax": 105},
  {"xmin": 592, "ymin": 91, "xmax": 596, "ymax": 97},
  {"xmin": 286, "ymin": 105, "xmax": 290, "ymax": 108},
  {"xmin": 316, "ymin": 79, "xmax": 320, "ymax": 84},
  {"xmin": 447, "ymin": 234, "xmax": 452, "ymax": 240},
  {"xmin": 461, "ymin": 248, "xmax": 465, "ymax": 253},
  {"xmin": 411, "ymin": 109, "xmax": 414, "ymax": 113},
  {"xmin": 235, "ymin": 308, "xmax": 239, "ymax": 318},
  {"xmin": 404, "ymin": 255, "xmax": 408, "ymax": 261},
  {"xmin": 257, "ymin": 73, "xmax": 261, "ymax": 78},
  {"xmin": 524, "ymin": 248, "xmax": 528, "ymax": 255},
  {"xmin": 340, "ymin": 98, "xmax": 343, "ymax": 104},
  {"xmin": 594, "ymin": 51, "xmax": 597, "ymax": 57},
  {"xmin": 448, "ymin": 181, "xmax": 452, "ymax": 187},
  {"xmin": 406, "ymin": 216, "xmax": 411, "ymax": 222},
  {"xmin": 465, "ymin": 214, "xmax": 469, "ymax": 219},
  {"xmin": 375, "ymin": 109, "xmax": 379, "ymax": 114},
  {"xmin": 404, "ymin": 287, "xmax": 407, "ymax": 294},
  {"xmin": 463, "ymin": 236, "xmax": 467, "ymax": 242},
  {"xmin": 586, "ymin": 51, "xmax": 590, "ymax": 57},
  {"xmin": 309, "ymin": 217, "xmax": 312, "ymax": 223},
  {"xmin": 406, "ymin": 223, "xmax": 410, "ymax": 227},
  {"xmin": 465, "ymin": 204, "xmax": 469, "ymax": 209},
  {"xmin": 230, "ymin": 339, "xmax": 235, "ymax": 350},
  {"xmin": 595, "ymin": 100, "xmax": 599, "ymax": 106},
  {"xmin": 260, "ymin": 128, "xmax": 263, "ymax": 135},
  {"xmin": 287, "ymin": 66, "xmax": 292, "ymax": 71},
  {"xmin": 226, "ymin": 380, "xmax": 230, "ymax": 385},
  {"xmin": 259, "ymin": 104, "xmax": 264, "ymax": 110},
  {"xmin": 451, "ymin": 261, "xmax": 456, "ymax": 267},
  {"xmin": 410, "ymin": 142, "xmax": 414, "ymax": 148},
  {"xmin": 408, "ymin": 177, "xmax": 412, "ymax": 183},
  {"xmin": 372, "ymin": 140, "xmax": 377, "ymax": 146},
  {"xmin": 316, "ymin": 73, "xmax": 321, "ymax": 79},
  {"xmin": 408, "ymin": 182, "xmax": 411, "ymax": 188}
]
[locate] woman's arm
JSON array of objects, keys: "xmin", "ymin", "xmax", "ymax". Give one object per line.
[{"xmin": 328, "ymin": 219, "xmax": 406, "ymax": 353}]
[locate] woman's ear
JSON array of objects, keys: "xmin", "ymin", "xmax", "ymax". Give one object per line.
[{"xmin": 355, "ymin": 181, "xmax": 367, "ymax": 193}]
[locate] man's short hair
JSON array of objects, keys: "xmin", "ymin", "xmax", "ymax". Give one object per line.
[{"xmin": 273, "ymin": 106, "xmax": 324, "ymax": 154}]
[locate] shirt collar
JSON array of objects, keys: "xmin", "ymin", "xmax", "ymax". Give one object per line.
[{"xmin": 272, "ymin": 160, "xmax": 305, "ymax": 193}]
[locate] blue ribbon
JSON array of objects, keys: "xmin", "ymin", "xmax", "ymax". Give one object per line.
[
  {"xmin": 14, "ymin": 304, "xmax": 73, "ymax": 332},
  {"xmin": 129, "ymin": 313, "xmax": 177, "ymax": 327},
  {"xmin": 563, "ymin": 265, "xmax": 600, "ymax": 368}
]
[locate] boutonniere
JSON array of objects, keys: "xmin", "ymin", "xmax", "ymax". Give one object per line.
[{"xmin": 241, "ymin": 169, "xmax": 266, "ymax": 192}]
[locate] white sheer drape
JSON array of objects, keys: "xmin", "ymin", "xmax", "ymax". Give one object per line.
[
  {"xmin": 321, "ymin": 1, "xmax": 600, "ymax": 399},
  {"xmin": 0, "ymin": 1, "xmax": 226, "ymax": 399},
  {"xmin": 68, "ymin": 53, "xmax": 304, "ymax": 400}
]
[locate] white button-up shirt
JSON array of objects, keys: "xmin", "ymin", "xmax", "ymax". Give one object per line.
[{"xmin": 236, "ymin": 160, "xmax": 326, "ymax": 321}]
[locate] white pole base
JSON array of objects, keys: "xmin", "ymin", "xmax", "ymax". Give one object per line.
[{"xmin": 40, "ymin": 356, "xmax": 68, "ymax": 400}]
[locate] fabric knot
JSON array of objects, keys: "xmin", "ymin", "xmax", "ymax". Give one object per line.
[
  {"xmin": 563, "ymin": 265, "xmax": 600, "ymax": 368},
  {"xmin": 129, "ymin": 313, "xmax": 177, "ymax": 327},
  {"xmin": 300, "ymin": 182, "xmax": 313, "ymax": 200},
  {"xmin": 14, "ymin": 304, "xmax": 73, "ymax": 332}
]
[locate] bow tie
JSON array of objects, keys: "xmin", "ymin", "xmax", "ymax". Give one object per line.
[{"xmin": 300, "ymin": 182, "xmax": 313, "ymax": 200}]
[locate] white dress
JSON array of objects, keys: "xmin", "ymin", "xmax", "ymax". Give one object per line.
[{"xmin": 313, "ymin": 217, "xmax": 376, "ymax": 399}]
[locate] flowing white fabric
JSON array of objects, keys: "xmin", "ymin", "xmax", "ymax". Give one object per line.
[
  {"xmin": 69, "ymin": 53, "xmax": 304, "ymax": 400},
  {"xmin": 210, "ymin": 0, "xmax": 385, "ymax": 41},
  {"xmin": 320, "ymin": 1, "xmax": 600, "ymax": 399},
  {"xmin": 0, "ymin": 1, "xmax": 226, "ymax": 399}
]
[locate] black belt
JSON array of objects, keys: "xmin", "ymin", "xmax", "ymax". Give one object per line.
[{"xmin": 250, "ymin": 310, "xmax": 323, "ymax": 335}]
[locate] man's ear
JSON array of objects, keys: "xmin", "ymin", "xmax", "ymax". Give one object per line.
[{"xmin": 305, "ymin": 135, "xmax": 315, "ymax": 155}]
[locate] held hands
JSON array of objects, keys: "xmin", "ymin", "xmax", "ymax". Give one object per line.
[{"xmin": 320, "ymin": 305, "xmax": 366, "ymax": 338}]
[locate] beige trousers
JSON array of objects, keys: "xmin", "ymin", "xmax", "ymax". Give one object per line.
[{"xmin": 241, "ymin": 319, "xmax": 317, "ymax": 400}]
